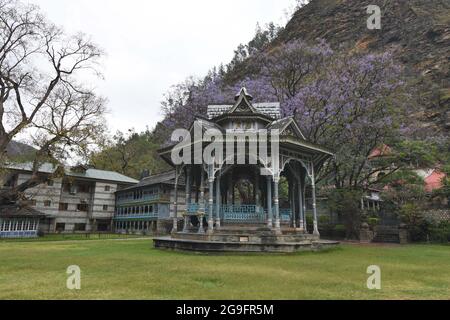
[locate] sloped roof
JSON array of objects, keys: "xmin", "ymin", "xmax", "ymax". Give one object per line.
[
  {"xmin": 6, "ymin": 162, "xmax": 56, "ymax": 174},
  {"xmin": 267, "ymin": 116, "xmax": 306, "ymax": 140},
  {"xmin": 424, "ymin": 170, "xmax": 446, "ymax": 193},
  {"xmin": 207, "ymin": 103, "xmax": 281, "ymax": 120},
  {"xmin": 118, "ymin": 170, "xmax": 186, "ymax": 192},
  {"xmin": 67, "ymin": 169, "xmax": 139, "ymax": 184},
  {"xmin": 4, "ymin": 162, "xmax": 138, "ymax": 184}
]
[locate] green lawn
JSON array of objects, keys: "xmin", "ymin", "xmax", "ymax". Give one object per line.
[{"xmin": 0, "ymin": 239, "xmax": 448, "ymax": 300}]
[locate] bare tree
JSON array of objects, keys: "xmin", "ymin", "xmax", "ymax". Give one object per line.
[{"xmin": 0, "ymin": 0, "xmax": 106, "ymax": 204}]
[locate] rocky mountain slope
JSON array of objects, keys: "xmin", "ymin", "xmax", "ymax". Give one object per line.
[
  {"xmin": 5, "ymin": 141, "xmax": 36, "ymax": 159},
  {"xmin": 230, "ymin": 0, "xmax": 449, "ymax": 131}
]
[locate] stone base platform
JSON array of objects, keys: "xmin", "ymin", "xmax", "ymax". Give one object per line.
[{"xmin": 153, "ymin": 228, "xmax": 339, "ymax": 253}]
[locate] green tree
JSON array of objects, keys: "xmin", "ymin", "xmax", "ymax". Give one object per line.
[{"xmin": 90, "ymin": 129, "xmax": 168, "ymax": 179}]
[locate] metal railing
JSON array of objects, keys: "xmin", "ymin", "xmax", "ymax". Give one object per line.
[
  {"xmin": 221, "ymin": 205, "xmax": 265, "ymax": 223},
  {"xmin": 117, "ymin": 194, "xmax": 170, "ymax": 205},
  {"xmin": 113, "ymin": 213, "xmax": 159, "ymax": 220}
]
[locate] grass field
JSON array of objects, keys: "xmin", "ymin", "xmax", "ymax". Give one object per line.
[{"xmin": 0, "ymin": 239, "xmax": 448, "ymax": 300}]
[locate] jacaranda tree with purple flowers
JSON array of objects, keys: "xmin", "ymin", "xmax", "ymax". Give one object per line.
[{"xmin": 160, "ymin": 39, "xmax": 422, "ymax": 193}]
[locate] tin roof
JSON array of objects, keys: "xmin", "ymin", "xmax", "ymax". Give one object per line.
[
  {"xmin": 207, "ymin": 102, "xmax": 281, "ymax": 120},
  {"xmin": 5, "ymin": 162, "xmax": 138, "ymax": 184}
]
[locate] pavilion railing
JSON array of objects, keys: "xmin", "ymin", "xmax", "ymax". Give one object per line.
[
  {"xmin": 113, "ymin": 213, "xmax": 159, "ymax": 221},
  {"xmin": 186, "ymin": 203, "xmax": 208, "ymax": 216},
  {"xmin": 279, "ymin": 209, "xmax": 293, "ymax": 222},
  {"xmin": 261, "ymin": 208, "xmax": 293, "ymax": 223},
  {"xmin": 221, "ymin": 205, "xmax": 265, "ymax": 224},
  {"xmin": 185, "ymin": 204, "xmax": 293, "ymax": 224}
]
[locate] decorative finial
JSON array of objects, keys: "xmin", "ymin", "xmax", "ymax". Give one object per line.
[{"xmin": 235, "ymin": 87, "xmax": 253, "ymax": 101}]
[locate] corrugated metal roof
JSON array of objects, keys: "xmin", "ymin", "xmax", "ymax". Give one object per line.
[
  {"xmin": 5, "ymin": 162, "xmax": 138, "ymax": 184},
  {"xmin": 6, "ymin": 162, "xmax": 56, "ymax": 174},
  {"xmin": 118, "ymin": 170, "xmax": 186, "ymax": 192},
  {"xmin": 207, "ymin": 102, "xmax": 281, "ymax": 120},
  {"xmin": 67, "ymin": 169, "xmax": 139, "ymax": 184}
]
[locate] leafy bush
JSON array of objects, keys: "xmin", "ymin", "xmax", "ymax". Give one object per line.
[
  {"xmin": 327, "ymin": 188, "xmax": 363, "ymax": 239},
  {"xmin": 332, "ymin": 224, "xmax": 346, "ymax": 239},
  {"xmin": 429, "ymin": 221, "xmax": 450, "ymax": 243},
  {"xmin": 319, "ymin": 215, "xmax": 331, "ymax": 225},
  {"xmin": 367, "ymin": 218, "xmax": 380, "ymax": 229},
  {"xmin": 306, "ymin": 215, "xmax": 313, "ymax": 228}
]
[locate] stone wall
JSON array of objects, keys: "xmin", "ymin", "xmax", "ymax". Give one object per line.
[{"xmin": 424, "ymin": 209, "xmax": 450, "ymax": 223}]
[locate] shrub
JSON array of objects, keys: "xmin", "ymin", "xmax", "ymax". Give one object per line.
[
  {"xmin": 319, "ymin": 215, "xmax": 331, "ymax": 225},
  {"xmin": 429, "ymin": 221, "xmax": 450, "ymax": 243},
  {"xmin": 327, "ymin": 188, "xmax": 363, "ymax": 239},
  {"xmin": 332, "ymin": 224, "xmax": 346, "ymax": 239},
  {"xmin": 306, "ymin": 215, "xmax": 313, "ymax": 228},
  {"xmin": 367, "ymin": 217, "xmax": 380, "ymax": 229}
]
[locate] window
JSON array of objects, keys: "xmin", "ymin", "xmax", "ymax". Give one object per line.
[
  {"xmin": 104, "ymin": 186, "xmax": 111, "ymax": 192},
  {"xmin": 4, "ymin": 175, "xmax": 15, "ymax": 187},
  {"xmin": 29, "ymin": 200, "xmax": 37, "ymax": 207},
  {"xmin": 77, "ymin": 203, "xmax": 89, "ymax": 212},
  {"xmin": 44, "ymin": 200, "xmax": 51, "ymax": 207},
  {"xmin": 74, "ymin": 223, "xmax": 86, "ymax": 231},
  {"xmin": 78, "ymin": 184, "xmax": 90, "ymax": 193},
  {"xmin": 59, "ymin": 203, "xmax": 69, "ymax": 211},
  {"xmin": 97, "ymin": 223, "xmax": 109, "ymax": 232},
  {"xmin": 56, "ymin": 223, "xmax": 65, "ymax": 232},
  {"xmin": 103, "ymin": 205, "xmax": 108, "ymax": 211},
  {"xmin": 47, "ymin": 180, "xmax": 54, "ymax": 187}
]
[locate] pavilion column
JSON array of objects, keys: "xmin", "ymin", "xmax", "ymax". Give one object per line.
[
  {"xmin": 311, "ymin": 164, "xmax": 320, "ymax": 236},
  {"xmin": 215, "ymin": 174, "xmax": 221, "ymax": 228},
  {"xmin": 227, "ymin": 170, "xmax": 233, "ymax": 205},
  {"xmin": 198, "ymin": 168, "xmax": 205, "ymax": 234},
  {"xmin": 171, "ymin": 167, "xmax": 179, "ymax": 234},
  {"xmin": 274, "ymin": 177, "xmax": 281, "ymax": 233},
  {"xmin": 291, "ymin": 181, "xmax": 296, "ymax": 228},
  {"xmin": 266, "ymin": 176, "xmax": 273, "ymax": 228},
  {"xmin": 207, "ymin": 168, "xmax": 215, "ymax": 234},
  {"xmin": 183, "ymin": 167, "xmax": 191, "ymax": 233},
  {"xmin": 255, "ymin": 174, "xmax": 260, "ymax": 208},
  {"xmin": 302, "ymin": 183, "xmax": 307, "ymax": 232},
  {"xmin": 298, "ymin": 180, "xmax": 304, "ymax": 232}
]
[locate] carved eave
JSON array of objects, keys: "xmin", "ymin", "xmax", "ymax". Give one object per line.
[
  {"xmin": 228, "ymin": 87, "xmax": 258, "ymax": 115},
  {"xmin": 267, "ymin": 116, "xmax": 306, "ymax": 140},
  {"xmin": 213, "ymin": 112, "xmax": 274, "ymax": 126},
  {"xmin": 279, "ymin": 137, "xmax": 334, "ymax": 173}
]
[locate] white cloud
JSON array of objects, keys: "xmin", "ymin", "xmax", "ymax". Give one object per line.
[{"xmin": 29, "ymin": 0, "xmax": 294, "ymax": 133}]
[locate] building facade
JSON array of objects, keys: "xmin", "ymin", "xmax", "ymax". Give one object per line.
[
  {"xmin": 1, "ymin": 163, "xmax": 138, "ymax": 236},
  {"xmin": 114, "ymin": 171, "xmax": 206, "ymax": 234}
]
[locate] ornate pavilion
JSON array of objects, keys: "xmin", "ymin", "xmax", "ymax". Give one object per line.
[{"xmin": 155, "ymin": 88, "xmax": 338, "ymax": 252}]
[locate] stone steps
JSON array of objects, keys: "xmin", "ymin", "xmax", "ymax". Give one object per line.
[{"xmin": 154, "ymin": 236, "xmax": 340, "ymax": 253}]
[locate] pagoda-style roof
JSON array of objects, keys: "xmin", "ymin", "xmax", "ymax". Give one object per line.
[
  {"xmin": 207, "ymin": 103, "xmax": 281, "ymax": 120},
  {"xmin": 158, "ymin": 88, "xmax": 334, "ymax": 169}
]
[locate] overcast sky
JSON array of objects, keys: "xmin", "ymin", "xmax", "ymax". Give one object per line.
[{"xmin": 29, "ymin": 0, "xmax": 295, "ymax": 133}]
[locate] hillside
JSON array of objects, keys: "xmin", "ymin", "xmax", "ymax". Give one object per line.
[
  {"xmin": 227, "ymin": 0, "xmax": 449, "ymax": 131},
  {"xmin": 5, "ymin": 141, "xmax": 36, "ymax": 160}
]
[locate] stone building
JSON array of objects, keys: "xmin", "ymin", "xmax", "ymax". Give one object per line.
[{"xmin": 1, "ymin": 163, "xmax": 138, "ymax": 237}]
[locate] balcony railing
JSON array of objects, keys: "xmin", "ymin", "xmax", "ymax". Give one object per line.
[
  {"xmin": 113, "ymin": 213, "xmax": 159, "ymax": 220},
  {"xmin": 117, "ymin": 194, "xmax": 170, "ymax": 205}
]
